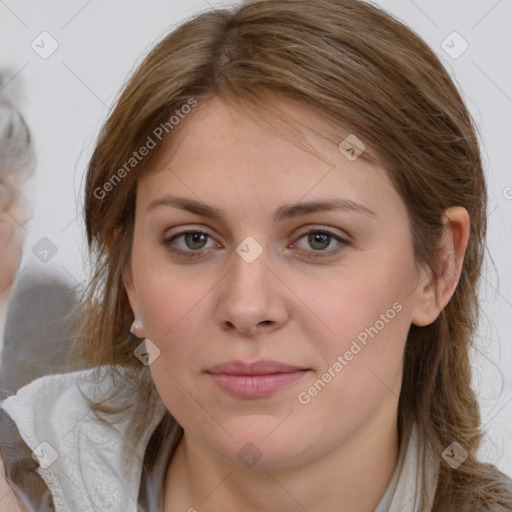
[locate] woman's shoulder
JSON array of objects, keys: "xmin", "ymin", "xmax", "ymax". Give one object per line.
[
  {"xmin": 1, "ymin": 364, "xmax": 151, "ymax": 425},
  {"xmin": 0, "ymin": 365, "xmax": 169, "ymax": 512},
  {"xmin": 1, "ymin": 366, "xmax": 123, "ymax": 444}
]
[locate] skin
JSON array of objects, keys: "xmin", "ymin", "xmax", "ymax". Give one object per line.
[
  {"xmin": 124, "ymin": 95, "xmax": 469, "ymax": 512},
  {"xmin": 0, "ymin": 179, "xmax": 28, "ymax": 512},
  {"xmin": 0, "ymin": 181, "xmax": 30, "ymax": 512},
  {"xmin": 0, "ymin": 177, "xmax": 28, "ymax": 311}
]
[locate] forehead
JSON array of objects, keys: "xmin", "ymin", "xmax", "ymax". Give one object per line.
[
  {"xmin": 136, "ymin": 95, "xmax": 402, "ymax": 221},
  {"xmin": 151, "ymin": 95, "xmax": 370, "ymax": 168}
]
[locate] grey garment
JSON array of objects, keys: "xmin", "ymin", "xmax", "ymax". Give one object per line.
[
  {"xmin": 137, "ymin": 413, "xmax": 184, "ymax": 512},
  {"xmin": 373, "ymin": 429, "xmax": 408, "ymax": 512},
  {"xmin": 2, "ymin": 395, "xmax": 512, "ymax": 512},
  {"xmin": 0, "ymin": 272, "xmax": 78, "ymax": 400}
]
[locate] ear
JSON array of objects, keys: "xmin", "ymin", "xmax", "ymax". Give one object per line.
[{"xmin": 411, "ymin": 206, "xmax": 470, "ymax": 327}]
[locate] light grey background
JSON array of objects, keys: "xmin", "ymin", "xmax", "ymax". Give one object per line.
[{"xmin": 1, "ymin": 0, "xmax": 511, "ymax": 475}]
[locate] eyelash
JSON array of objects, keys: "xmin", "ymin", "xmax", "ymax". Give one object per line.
[{"xmin": 162, "ymin": 227, "xmax": 349, "ymax": 260}]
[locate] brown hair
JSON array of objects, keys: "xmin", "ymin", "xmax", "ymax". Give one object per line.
[{"xmin": 73, "ymin": 0, "xmax": 512, "ymax": 509}]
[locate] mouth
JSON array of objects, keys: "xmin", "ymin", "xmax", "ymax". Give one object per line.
[{"xmin": 206, "ymin": 360, "xmax": 311, "ymax": 398}]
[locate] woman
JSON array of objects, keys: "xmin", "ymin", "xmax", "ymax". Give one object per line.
[
  {"xmin": 0, "ymin": 72, "xmax": 35, "ymax": 511},
  {"xmin": 1, "ymin": 0, "xmax": 511, "ymax": 510},
  {"xmin": 0, "ymin": 73, "xmax": 34, "ymax": 360}
]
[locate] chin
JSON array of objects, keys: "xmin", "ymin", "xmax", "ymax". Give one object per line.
[{"xmin": 204, "ymin": 419, "xmax": 317, "ymax": 470}]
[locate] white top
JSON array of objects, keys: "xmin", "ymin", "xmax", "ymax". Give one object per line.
[{"xmin": 0, "ymin": 366, "xmax": 439, "ymax": 511}]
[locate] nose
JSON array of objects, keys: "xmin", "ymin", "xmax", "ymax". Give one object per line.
[{"xmin": 215, "ymin": 246, "xmax": 290, "ymax": 337}]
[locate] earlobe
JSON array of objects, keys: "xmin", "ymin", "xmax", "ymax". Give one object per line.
[{"xmin": 411, "ymin": 206, "xmax": 470, "ymax": 327}]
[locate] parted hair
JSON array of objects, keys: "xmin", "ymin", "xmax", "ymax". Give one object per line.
[{"xmin": 72, "ymin": 1, "xmax": 512, "ymax": 510}]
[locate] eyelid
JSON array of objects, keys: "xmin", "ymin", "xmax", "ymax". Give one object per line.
[
  {"xmin": 162, "ymin": 232, "xmax": 218, "ymax": 261},
  {"xmin": 163, "ymin": 224, "xmax": 351, "ymax": 260},
  {"xmin": 163, "ymin": 228, "xmax": 221, "ymax": 249},
  {"xmin": 163, "ymin": 224, "xmax": 350, "ymax": 242},
  {"xmin": 289, "ymin": 226, "xmax": 350, "ymax": 257},
  {"xmin": 292, "ymin": 225, "xmax": 350, "ymax": 243}
]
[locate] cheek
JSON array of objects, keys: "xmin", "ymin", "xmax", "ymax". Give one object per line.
[
  {"xmin": 296, "ymin": 253, "xmax": 415, "ymax": 412},
  {"xmin": 291, "ymin": 277, "xmax": 411, "ymax": 448},
  {"xmin": 137, "ymin": 267, "xmax": 211, "ymax": 423},
  {"xmin": 301, "ymin": 259, "xmax": 413, "ymax": 352},
  {"xmin": 132, "ymin": 255, "xmax": 217, "ymax": 377},
  {"xmin": 137, "ymin": 273, "xmax": 208, "ymax": 342},
  {"xmin": 132, "ymin": 239, "xmax": 202, "ymax": 325},
  {"xmin": 0, "ymin": 223, "xmax": 24, "ymax": 289},
  {"xmin": 308, "ymin": 297, "xmax": 408, "ymax": 406}
]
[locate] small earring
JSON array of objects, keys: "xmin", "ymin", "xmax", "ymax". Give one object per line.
[{"xmin": 130, "ymin": 317, "xmax": 145, "ymax": 339}]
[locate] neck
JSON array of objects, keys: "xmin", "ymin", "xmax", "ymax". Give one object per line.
[{"xmin": 164, "ymin": 400, "xmax": 400, "ymax": 512}]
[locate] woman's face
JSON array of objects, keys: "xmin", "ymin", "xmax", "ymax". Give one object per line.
[
  {"xmin": 0, "ymin": 177, "xmax": 27, "ymax": 299},
  {"xmin": 125, "ymin": 96, "xmax": 430, "ymax": 468}
]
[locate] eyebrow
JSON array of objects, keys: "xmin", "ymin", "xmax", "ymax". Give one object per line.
[{"xmin": 145, "ymin": 195, "xmax": 376, "ymax": 222}]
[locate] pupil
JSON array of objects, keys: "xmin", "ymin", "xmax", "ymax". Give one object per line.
[
  {"xmin": 187, "ymin": 233, "xmax": 206, "ymax": 249},
  {"xmin": 309, "ymin": 233, "xmax": 329, "ymax": 250}
]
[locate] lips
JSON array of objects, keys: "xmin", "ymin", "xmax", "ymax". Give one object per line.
[
  {"xmin": 208, "ymin": 359, "xmax": 306, "ymax": 375},
  {"xmin": 206, "ymin": 360, "xmax": 310, "ymax": 398}
]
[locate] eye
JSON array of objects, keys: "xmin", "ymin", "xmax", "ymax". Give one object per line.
[
  {"xmin": 163, "ymin": 227, "xmax": 349, "ymax": 260},
  {"xmin": 163, "ymin": 230, "xmax": 220, "ymax": 258},
  {"xmin": 292, "ymin": 228, "xmax": 349, "ymax": 257}
]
